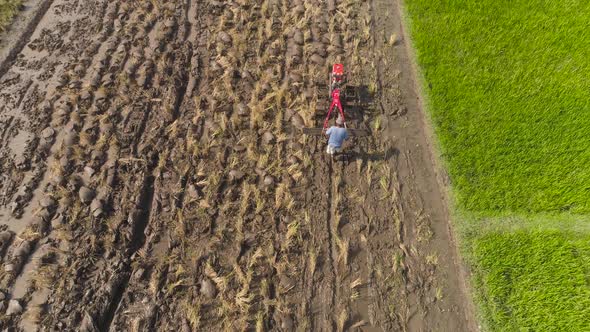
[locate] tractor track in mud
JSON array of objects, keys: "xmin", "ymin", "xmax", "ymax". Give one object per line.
[
  {"xmin": 0, "ymin": 0, "xmax": 476, "ymax": 331},
  {"xmin": 99, "ymin": 172, "xmax": 157, "ymax": 332},
  {"xmin": 326, "ymin": 162, "xmax": 338, "ymax": 330}
]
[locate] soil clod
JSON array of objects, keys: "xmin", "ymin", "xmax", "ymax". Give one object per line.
[
  {"xmin": 79, "ymin": 187, "xmax": 95, "ymax": 204},
  {"xmin": 6, "ymin": 299, "xmax": 23, "ymax": 315},
  {"xmin": 200, "ymin": 278, "xmax": 217, "ymax": 299}
]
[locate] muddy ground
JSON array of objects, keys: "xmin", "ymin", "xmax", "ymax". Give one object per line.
[{"xmin": 0, "ymin": 0, "xmax": 475, "ymax": 331}]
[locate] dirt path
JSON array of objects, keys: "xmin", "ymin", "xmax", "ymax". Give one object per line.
[{"xmin": 0, "ymin": 0, "xmax": 476, "ymax": 331}]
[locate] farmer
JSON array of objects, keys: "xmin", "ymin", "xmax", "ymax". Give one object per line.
[{"xmin": 325, "ymin": 116, "xmax": 349, "ymax": 155}]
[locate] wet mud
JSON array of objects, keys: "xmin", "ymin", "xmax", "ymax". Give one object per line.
[{"xmin": 0, "ymin": 0, "xmax": 475, "ymax": 331}]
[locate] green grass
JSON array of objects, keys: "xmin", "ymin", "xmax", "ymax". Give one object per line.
[
  {"xmin": 0, "ymin": 0, "xmax": 21, "ymax": 32},
  {"xmin": 404, "ymin": 0, "xmax": 590, "ymax": 213},
  {"xmin": 402, "ymin": 0, "xmax": 590, "ymax": 330},
  {"xmin": 471, "ymin": 229, "xmax": 590, "ymax": 331},
  {"xmin": 456, "ymin": 213, "xmax": 590, "ymax": 331}
]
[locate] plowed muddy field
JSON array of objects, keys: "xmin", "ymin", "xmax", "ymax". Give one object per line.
[{"xmin": 0, "ymin": 0, "xmax": 475, "ymax": 331}]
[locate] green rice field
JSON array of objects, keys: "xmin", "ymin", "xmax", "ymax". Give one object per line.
[
  {"xmin": 472, "ymin": 230, "xmax": 590, "ymax": 331},
  {"xmin": 402, "ymin": 0, "xmax": 590, "ymax": 330},
  {"xmin": 405, "ymin": 0, "xmax": 590, "ymax": 213}
]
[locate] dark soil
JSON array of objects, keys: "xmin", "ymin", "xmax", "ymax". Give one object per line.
[{"xmin": 0, "ymin": 0, "xmax": 476, "ymax": 331}]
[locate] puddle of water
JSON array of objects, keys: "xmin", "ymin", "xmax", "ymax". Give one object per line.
[
  {"xmin": 0, "ymin": 170, "xmax": 34, "ymax": 234},
  {"xmin": 7, "ymin": 129, "xmax": 32, "ymax": 157},
  {"xmin": 0, "ymin": 208, "xmax": 30, "ymax": 234},
  {"xmin": 12, "ymin": 242, "xmax": 53, "ymax": 331},
  {"xmin": 19, "ymin": 287, "xmax": 49, "ymax": 331},
  {"xmin": 11, "ymin": 252, "xmax": 35, "ymax": 299}
]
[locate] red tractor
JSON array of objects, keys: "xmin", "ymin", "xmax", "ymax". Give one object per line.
[
  {"xmin": 324, "ymin": 64, "xmax": 347, "ymax": 130},
  {"xmin": 329, "ymin": 63, "xmax": 345, "ymax": 95},
  {"xmin": 303, "ymin": 64, "xmax": 368, "ymax": 137}
]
